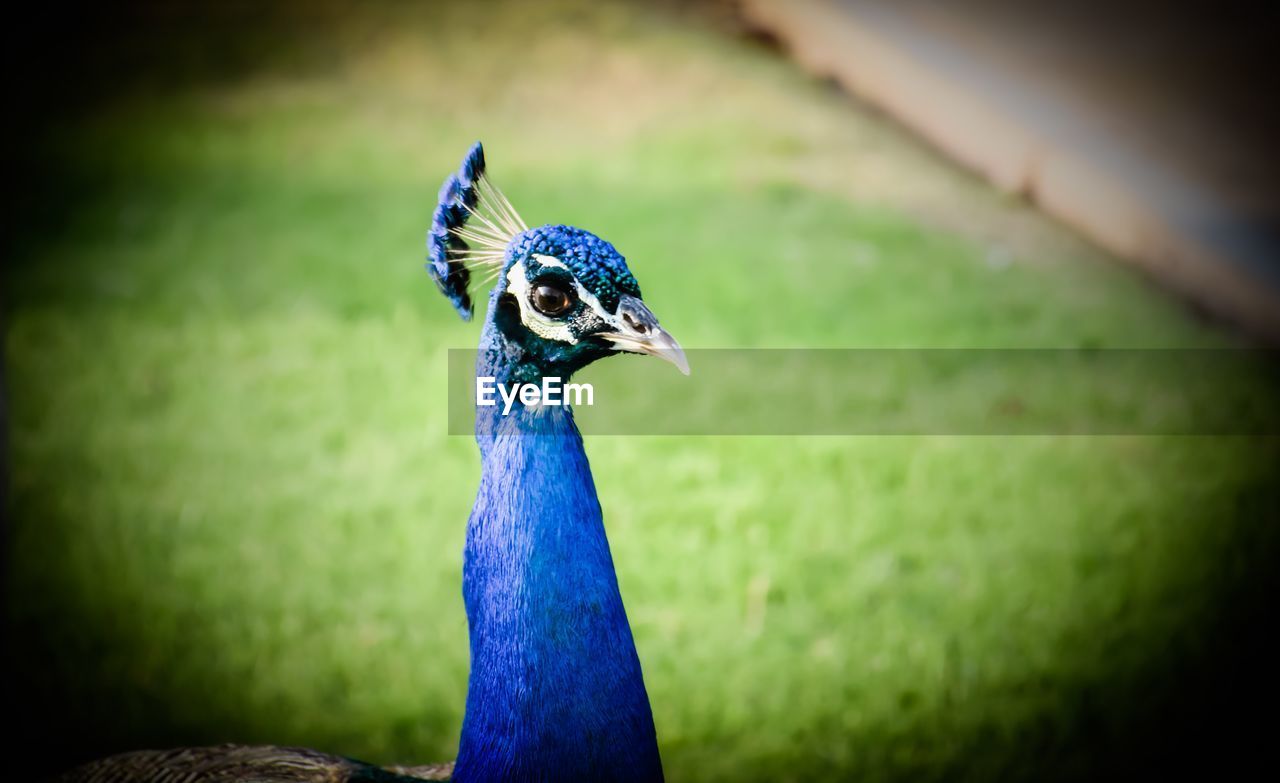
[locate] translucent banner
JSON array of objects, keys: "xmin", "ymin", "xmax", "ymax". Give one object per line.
[{"xmin": 447, "ymin": 349, "xmax": 1280, "ymax": 435}]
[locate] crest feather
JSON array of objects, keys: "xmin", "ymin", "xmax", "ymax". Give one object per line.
[{"xmin": 425, "ymin": 141, "xmax": 526, "ymax": 320}]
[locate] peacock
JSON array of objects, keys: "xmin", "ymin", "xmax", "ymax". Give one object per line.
[{"xmin": 60, "ymin": 141, "xmax": 686, "ymax": 783}]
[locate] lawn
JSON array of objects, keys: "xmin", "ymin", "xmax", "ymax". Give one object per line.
[{"xmin": 4, "ymin": 1, "xmax": 1277, "ymax": 781}]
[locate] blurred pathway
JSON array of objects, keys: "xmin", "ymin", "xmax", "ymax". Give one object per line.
[{"xmin": 740, "ymin": 0, "xmax": 1280, "ymax": 341}]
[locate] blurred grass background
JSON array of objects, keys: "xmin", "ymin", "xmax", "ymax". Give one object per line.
[{"xmin": 3, "ymin": 1, "xmax": 1278, "ymax": 780}]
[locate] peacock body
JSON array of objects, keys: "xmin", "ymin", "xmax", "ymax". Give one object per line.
[{"xmin": 60, "ymin": 142, "xmax": 684, "ymax": 783}]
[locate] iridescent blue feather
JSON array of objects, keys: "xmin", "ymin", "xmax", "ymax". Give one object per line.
[{"xmin": 426, "ymin": 141, "xmax": 489, "ymax": 319}]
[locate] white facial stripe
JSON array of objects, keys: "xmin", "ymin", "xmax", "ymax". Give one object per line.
[
  {"xmin": 532, "ymin": 254, "xmax": 568, "ymax": 271},
  {"xmin": 529, "ymin": 254, "xmax": 627, "ymax": 334}
]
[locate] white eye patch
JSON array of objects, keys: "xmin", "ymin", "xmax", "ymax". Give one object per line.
[
  {"xmin": 503, "ymin": 255, "xmax": 630, "ymax": 344},
  {"xmin": 505, "ymin": 258, "xmax": 577, "ymax": 343},
  {"xmin": 513, "ymin": 254, "xmax": 630, "ymax": 341}
]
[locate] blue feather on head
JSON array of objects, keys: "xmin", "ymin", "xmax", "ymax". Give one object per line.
[
  {"xmin": 425, "ymin": 141, "xmax": 688, "ymax": 379},
  {"xmin": 426, "ymin": 141, "xmax": 488, "ymax": 319}
]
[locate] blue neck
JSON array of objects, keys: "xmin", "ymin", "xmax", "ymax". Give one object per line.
[{"xmin": 453, "ymin": 315, "xmax": 663, "ymax": 782}]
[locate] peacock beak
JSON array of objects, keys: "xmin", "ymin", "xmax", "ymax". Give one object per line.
[{"xmin": 597, "ymin": 295, "xmax": 690, "ymax": 376}]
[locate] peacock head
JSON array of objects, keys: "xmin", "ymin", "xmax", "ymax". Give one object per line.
[{"xmin": 426, "ymin": 142, "xmax": 688, "ymax": 380}]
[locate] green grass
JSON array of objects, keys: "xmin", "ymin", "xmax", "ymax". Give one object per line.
[{"xmin": 4, "ymin": 2, "xmax": 1277, "ymax": 781}]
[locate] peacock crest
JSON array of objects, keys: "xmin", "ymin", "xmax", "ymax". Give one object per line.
[{"xmin": 426, "ymin": 141, "xmax": 528, "ymax": 319}]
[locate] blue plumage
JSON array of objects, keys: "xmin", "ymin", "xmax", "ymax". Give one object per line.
[
  {"xmin": 426, "ymin": 141, "xmax": 488, "ymax": 319},
  {"xmin": 428, "ymin": 143, "xmax": 687, "ymax": 782},
  {"xmin": 457, "ymin": 404, "xmax": 663, "ymax": 783}
]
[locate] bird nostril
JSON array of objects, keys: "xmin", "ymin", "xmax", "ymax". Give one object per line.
[{"xmin": 623, "ymin": 312, "xmax": 648, "ymax": 334}]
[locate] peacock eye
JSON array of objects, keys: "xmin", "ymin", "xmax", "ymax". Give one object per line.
[{"xmin": 530, "ymin": 282, "xmax": 574, "ymax": 316}]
